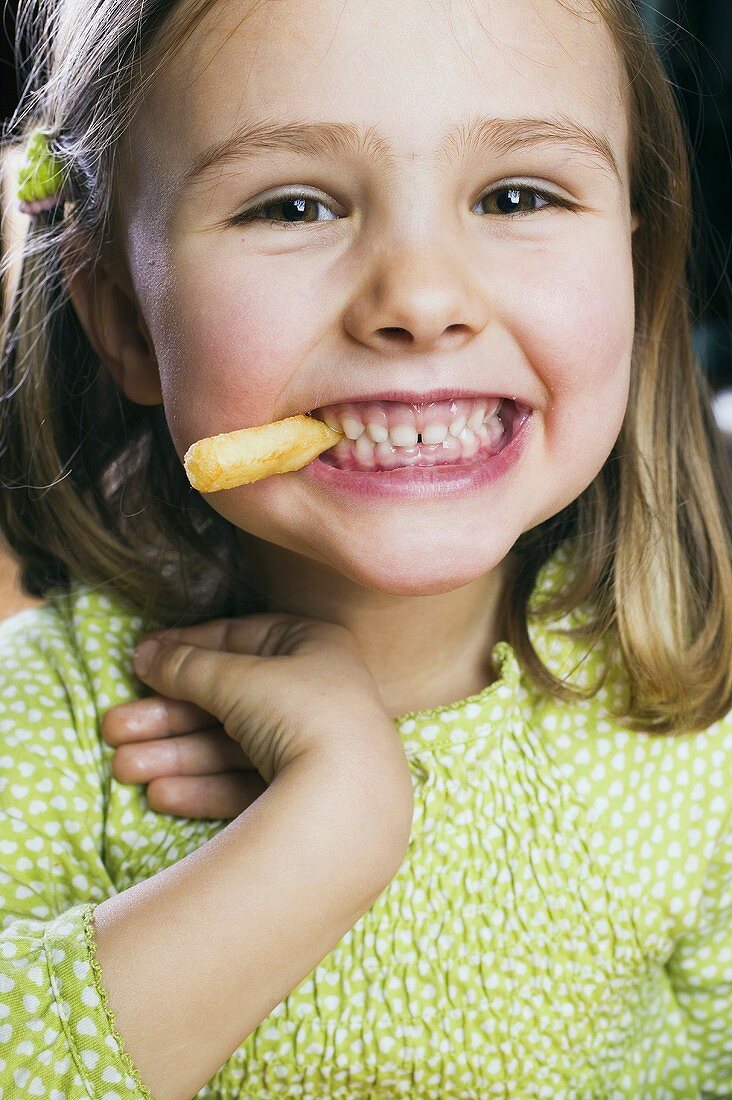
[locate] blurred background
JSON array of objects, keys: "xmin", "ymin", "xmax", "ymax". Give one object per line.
[
  {"xmin": 0, "ymin": 0, "xmax": 730, "ymax": 620},
  {"xmin": 638, "ymin": 0, "xmax": 731, "ymax": 399}
]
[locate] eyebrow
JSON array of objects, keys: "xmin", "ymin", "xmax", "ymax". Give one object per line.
[{"xmin": 180, "ymin": 113, "xmax": 622, "ymax": 189}]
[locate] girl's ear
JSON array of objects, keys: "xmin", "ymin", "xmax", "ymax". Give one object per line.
[{"xmin": 59, "ymin": 246, "xmax": 163, "ymax": 406}]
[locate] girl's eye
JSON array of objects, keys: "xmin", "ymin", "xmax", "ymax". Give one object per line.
[
  {"xmin": 229, "ymin": 185, "xmax": 571, "ymax": 229},
  {"xmin": 478, "ymin": 186, "xmax": 564, "ymax": 216},
  {"xmin": 230, "ymin": 194, "xmax": 338, "ymax": 228}
]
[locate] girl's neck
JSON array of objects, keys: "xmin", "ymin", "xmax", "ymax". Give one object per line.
[{"xmin": 236, "ymin": 536, "xmax": 513, "ymax": 719}]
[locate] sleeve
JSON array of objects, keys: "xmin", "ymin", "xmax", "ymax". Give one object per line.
[
  {"xmin": 0, "ymin": 609, "xmax": 153, "ymax": 1099},
  {"xmin": 665, "ymin": 807, "xmax": 732, "ymax": 1098}
]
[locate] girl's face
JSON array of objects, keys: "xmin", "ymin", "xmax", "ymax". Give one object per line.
[{"xmin": 116, "ymin": 0, "xmax": 637, "ymax": 596}]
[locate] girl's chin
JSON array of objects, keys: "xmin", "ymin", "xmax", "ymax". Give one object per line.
[
  {"xmin": 321, "ymin": 545, "xmax": 513, "ymax": 597},
  {"xmin": 217, "ymin": 498, "xmax": 519, "ymax": 594}
]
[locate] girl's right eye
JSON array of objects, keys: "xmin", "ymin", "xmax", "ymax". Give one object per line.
[
  {"xmin": 229, "ymin": 193, "xmax": 338, "ymax": 229},
  {"xmin": 229, "ymin": 184, "xmax": 572, "ymax": 229}
]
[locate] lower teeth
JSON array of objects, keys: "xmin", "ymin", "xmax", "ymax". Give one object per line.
[{"xmin": 320, "ymin": 414, "xmax": 510, "ymax": 472}]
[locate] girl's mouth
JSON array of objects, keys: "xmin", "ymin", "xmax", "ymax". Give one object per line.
[{"xmin": 309, "ymin": 396, "xmax": 532, "ymax": 473}]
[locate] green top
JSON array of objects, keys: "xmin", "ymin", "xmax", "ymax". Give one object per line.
[{"xmin": 1, "ymin": 542, "xmax": 730, "ymax": 1099}]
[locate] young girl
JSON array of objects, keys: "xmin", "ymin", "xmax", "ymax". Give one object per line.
[{"xmin": 1, "ymin": 0, "xmax": 731, "ymax": 1096}]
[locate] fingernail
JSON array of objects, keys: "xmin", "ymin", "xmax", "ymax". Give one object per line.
[{"xmin": 133, "ymin": 639, "xmax": 160, "ymax": 676}]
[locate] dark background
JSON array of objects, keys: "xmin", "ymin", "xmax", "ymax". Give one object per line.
[
  {"xmin": 1, "ymin": 0, "xmax": 730, "ymax": 390},
  {"xmin": 638, "ymin": 0, "xmax": 732, "ymax": 394}
]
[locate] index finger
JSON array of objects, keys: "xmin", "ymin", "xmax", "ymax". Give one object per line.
[{"xmin": 101, "ymin": 695, "xmax": 215, "ymax": 745}]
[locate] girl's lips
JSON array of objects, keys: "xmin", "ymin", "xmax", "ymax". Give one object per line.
[
  {"xmin": 315, "ymin": 397, "xmax": 529, "ymax": 473},
  {"xmin": 300, "ymin": 403, "xmax": 534, "ymax": 499},
  {"xmin": 308, "ymin": 387, "xmax": 536, "ymax": 413}
]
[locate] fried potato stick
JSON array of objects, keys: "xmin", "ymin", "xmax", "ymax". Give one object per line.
[{"xmin": 183, "ymin": 414, "xmax": 345, "ymax": 492}]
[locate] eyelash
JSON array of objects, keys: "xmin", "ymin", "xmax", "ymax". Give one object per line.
[{"xmin": 229, "ymin": 184, "xmax": 574, "ymax": 229}]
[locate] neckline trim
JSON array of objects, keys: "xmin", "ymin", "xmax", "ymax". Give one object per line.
[{"xmin": 393, "ymin": 640, "xmax": 521, "ymax": 726}]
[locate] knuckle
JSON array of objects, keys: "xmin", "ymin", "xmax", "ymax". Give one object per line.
[
  {"xmin": 170, "ymin": 735, "xmax": 184, "ymax": 774},
  {"xmin": 262, "ymin": 617, "xmax": 327, "ymax": 656},
  {"xmin": 260, "ymin": 619, "xmax": 295, "ymax": 656},
  {"xmin": 157, "ymin": 641, "xmax": 199, "ymax": 682}
]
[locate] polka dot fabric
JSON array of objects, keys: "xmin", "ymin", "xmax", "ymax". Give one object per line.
[{"xmin": 1, "ymin": 542, "xmax": 731, "ymax": 1099}]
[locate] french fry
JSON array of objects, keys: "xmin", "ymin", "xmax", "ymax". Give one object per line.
[{"xmin": 183, "ymin": 414, "xmax": 345, "ymax": 492}]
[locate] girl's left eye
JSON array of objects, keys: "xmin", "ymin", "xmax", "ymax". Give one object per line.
[{"xmin": 229, "ymin": 185, "xmax": 572, "ymax": 229}]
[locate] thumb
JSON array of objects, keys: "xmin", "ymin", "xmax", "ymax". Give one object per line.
[
  {"xmin": 132, "ymin": 636, "xmax": 250, "ymax": 721},
  {"xmin": 130, "ymin": 624, "xmax": 310, "ymax": 782},
  {"xmin": 130, "ymin": 611, "xmax": 319, "ymax": 733},
  {"xmin": 135, "ymin": 612, "xmax": 316, "ymax": 659}
]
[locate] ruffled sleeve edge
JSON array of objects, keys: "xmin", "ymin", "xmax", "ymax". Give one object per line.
[
  {"xmin": 81, "ymin": 903, "xmax": 155, "ymax": 1100},
  {"xmin": 43, "ymin": 901, "xmax": 154, "ymax": 1100}
]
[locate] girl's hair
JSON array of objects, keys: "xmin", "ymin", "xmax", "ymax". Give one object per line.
[{"xmin": 1, "ymin": 0, "xmax": 731, "ymax": 734}]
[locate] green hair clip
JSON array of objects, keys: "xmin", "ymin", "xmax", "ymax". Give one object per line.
[{"xmin": 16, "ymin": 129, "xmax": 66, "ymax": 215}]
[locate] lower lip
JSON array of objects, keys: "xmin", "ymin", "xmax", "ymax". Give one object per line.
[{"xmin": 301, "ymin": 410, "xmax": 533, "ymax": 499}]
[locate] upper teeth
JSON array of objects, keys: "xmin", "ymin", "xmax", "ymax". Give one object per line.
[{"xmin": 320, "ymin": 398, "xmax": 505, "ymax": 448}]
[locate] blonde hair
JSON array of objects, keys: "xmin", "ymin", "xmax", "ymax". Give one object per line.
[{"xmin": 1, "ymin": 0, "xmax": 731, "ymax": 734}]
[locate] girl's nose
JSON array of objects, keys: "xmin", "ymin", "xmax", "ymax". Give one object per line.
[{"xmin": 342, "ymin": 240, "xmax": 490, "ymax": 355}]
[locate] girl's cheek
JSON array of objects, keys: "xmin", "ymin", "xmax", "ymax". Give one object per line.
[
  {"xmin": 153, "ymin": 259, "xmax": 321, "ymax": 450},
  {"xmin": 518, "ymin": 238, "xmax": 635, "ymax": 417},
  {"xmin": 499, "ymin": 237, "xmax": 635, "ymax": 506}
]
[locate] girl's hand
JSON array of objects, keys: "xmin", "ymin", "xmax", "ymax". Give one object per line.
[
  {"xmin": 101, "ymin": 696, "xmax": 267, "ymax": 820},
  {"xmin": 103, "ymin": 613, "xmax": 408, "ymax": 796}
]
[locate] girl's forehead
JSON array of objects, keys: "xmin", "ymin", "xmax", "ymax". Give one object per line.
[{"xmin": 123, "ymin": 0, "xmax": 628, "ymax": 217}]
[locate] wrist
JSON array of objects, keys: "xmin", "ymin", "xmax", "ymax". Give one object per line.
[{"xmin": 282, "ymin": 731, "xmax": 414, "ymax": 872}]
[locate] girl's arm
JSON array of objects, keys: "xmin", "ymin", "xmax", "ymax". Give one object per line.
[
  {"xmin": 0, "ymin": 596, "xmax": 413, "ymax": 1100},
  {"xmin": 91, "ymin": 742, "xmax": 410, "ymax": 1100}
]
